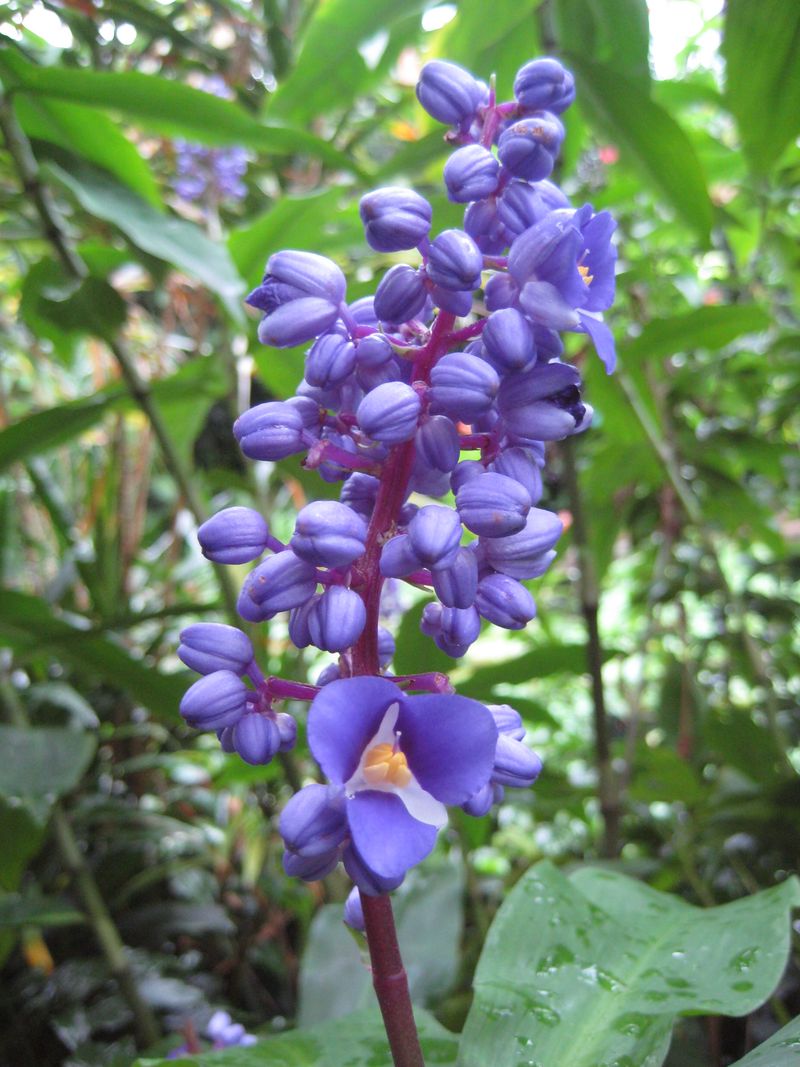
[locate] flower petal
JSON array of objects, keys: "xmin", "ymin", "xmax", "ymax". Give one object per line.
[
  {"xmin": 578, "ymin": 312, "xmax": 617, "ymax": 374},
  {"xmin": 347, "ymin": 791, "xmax": 438, "ymax": 880},
  {"xmin": 398, "ymin": 694, "xmax": 498, "ymax": 805},
  {"xmin": 307, "ymin": 676, "xmax": 404, "ymax": 784}
]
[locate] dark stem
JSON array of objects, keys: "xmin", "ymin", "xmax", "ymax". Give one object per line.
[
  {"xmin": 359, "ymin": 893, "xmax": 425, "ymax": 1067},
  {"xmin": 562, "ymin": 437, "xmax": 620, "ymax": 858}
]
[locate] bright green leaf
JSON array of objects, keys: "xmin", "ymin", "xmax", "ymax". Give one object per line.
[
  {"xmin": 622, "ymin": 305, "xmax": 771, "ymax": 364},
  {"xmin": 729, "ymin": 1014, "xmax": 800, "ymax": 1065},
  {"xmin": 0, "ymin": 726, "xmax": 96, "ymax": 803}
]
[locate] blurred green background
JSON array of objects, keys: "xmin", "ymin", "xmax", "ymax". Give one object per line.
[{"xmin": 0, "ymin": 0, "xmax": 798, "ymax": 1064}]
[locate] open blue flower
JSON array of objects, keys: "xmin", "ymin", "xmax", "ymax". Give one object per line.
[{"xmin": 280, "ymin": 676, "xmax": 497, "ymax": 893}]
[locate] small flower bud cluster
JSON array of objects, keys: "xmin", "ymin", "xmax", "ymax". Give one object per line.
[
  {"xmin": 173, "ymin": 77, "xmax": 249, "ymax": 204},
  {"xmin": 180, "ymin": 55, "xmax": 616, "ymax": 896}
]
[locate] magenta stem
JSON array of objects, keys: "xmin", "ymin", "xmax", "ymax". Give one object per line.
[{"xmin": 266, "ymin": 676, "xmax": 319, "ymax": 701}]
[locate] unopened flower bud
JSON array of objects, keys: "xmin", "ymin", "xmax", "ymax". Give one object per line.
[
  {"xmin": 514, "ymin": 58, "xmax": 575, "ymax": 114},
  {"xmin": 415, "ymin": 415, "xmax": 460, "ymax": 473},
  {"xmin": 234, "ymin": 402, "xmax": 307, "ymax": 461},
  {"xmin": 197, "ymin": 506, "xmax": 270, "ymax": 565},
  {"xmin": 408, "ymin": 505, "xmax": 462, "ymax": 570},
  {"xmin": 380, "ymin": 534, "xmax": 423, "ymax": 578},
  {"xmin": 308, "ymin": 587, "xmax": 367, "ymax": 652},
  {"xmin": 457, "ymin": 471, "xmax": 531, "ymax": 538},
  {"xmin": 360, "ymin": 187, "xmax": 433, "ymax": 253},
  {"xmin": 482, "ymin": 307, "xmax": 536, "ymax": 372},
  {"xmin": 180, "ymin": 670, "xmax": 249, "ymax": 730},
  {"xmin": 444, "ymin": 144, "xmax": 500, "ymax": 203},
  {"xmin": 461, "ymin": 781, "xmax": 494, "ymax": 817},
  {"xmin": 482, "ymin": 510, "xmax": 563, "ymax": 579},
  {"xmin": 257, "ymin": 300, "xmax": 339, "ymax": 349},
  {"xmin": 290, "ymin": 500, "xmax": 367, "ymax": 567},
  {"xmin": 340, "ymin": 473, "xmax": 380, "ymax": 517},
  {"xmin": 484, "ymin": 272, "xmax": 519, "ymax": 312},
  {"xmin": 475, "ymin": 572, "xmax": 537, "ymax": 629},
  {"xmin": 429, "ymin": 352, "xmax": 499, "ymax": 420},
  {"xmin": 426, "ymin": 229, "xmax": 483, "ymax": 291},
  {"xmin": 305, "ymin": 333, "xmax": 356, "ymax": 390},
  {"xmin": 416, "ymin": 59, "xmax": 486, "ymax": 127},
  {"xmin": 491, "ymin": 734, "xmax": 543, "ymax": 787},
  {"xmin": 280, "ymin": 784, "xmax": 348, "ymax": 857},
  {"xmin": 432, "ymin": 547, "xmax": 479, "ymax": 609},
  {"xmin": 427, "ymin": 282, "xmax": 473, "ymax": 317},
  {"xmin": 355, "ymin": 334, "xmax": 394, "ymax": 369},
  {"xmin": 488, "ymin": 704, "xmax": 526, "ymax": 739},
  {"xmin": 450, "ymin": 459, "xmax": 485, "ymax": 493},
  {"xmin": 490, "ymin": 446, "xmax": 543, "ymax": 504},
  {"xmin": 496, "ymin": 180, "xmax": 549, "ymax": 237},
  {"xmin": 357, "ymin": 382, "xmax": 421, "ymax": 445},
  {"xmin": 288, "ymin": 596, "xmax": 319, "ymax": 648},
  {"xmin": 378, "ymin": 626, "xmax": 396, "ymax": 667},
  {"xmin": 497, "ymin": 114, "xmax": 565, "ymax": 182},
  {"xmin": 436, "ymin": 605, "xmax": 481, "ymax": 658},
  {"xmin": 242, "ymin": 551, "xmax": 319, "ymax": 615},
  {"xmin": 343, "ymin": 886, "xmax": 365, "ymax": 931},
  {"xmin": 374, "ymin": 264, "xmax": 428, "ymax": 324},
  {"xmin": 275, "ymin": 712, "xmax": 298, "ymax": 751},
  {"xmin": 233, "ymin": 712, "xmax": 281, "ymax": 765},
  {"xmin": 178, "ymin": 623, "xmax": 254, "ymax": 676},
  {"xmin": 464, "ymin": 199, "xmax": 510, "ymax": 254}
]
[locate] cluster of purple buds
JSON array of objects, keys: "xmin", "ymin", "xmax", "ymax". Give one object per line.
[
  {"xmin": 173, "ymin": 76, "xmax": 249, "ymax": 203},
  {"xmin": 179, "ymin": 55, "xmax": 616, "ymax": 896}
]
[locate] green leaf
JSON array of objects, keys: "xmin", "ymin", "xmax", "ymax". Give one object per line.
[
  {"xmin": 135, "ymin": 1007, "xmax": 458, "ymax": 1067},
  {"xmin": 0, "ymin": 590, "xmax": 188, "ymax": 717},
  {"xmin": 554, "ymin": 0, "xmax": 651, "ymax": 86},
  {"xmin": 567, "ymin": 57, "xmax": 713, "ymax": 242},
  {"xmin": 459, "ymin": 643, "xmax": 620, "ymax": 699},
  {"xmin": 0, "ymin": 725, "xmax": 96, "ymax": 803},
  {"xmin": 0, "ymin": 891, "xmax": 85, "ymax": 930},
  {"xmin": 46, "ymin": 159, "xmax": 245, "ymax": 323},
  {"xmin": 15, "ymin": 95, "xmax": 161, "ymax": 207},
  {"xmin": 20, "ymin": 260, "xmax": 128, "ymax": 354},
  {"xmin": 622, "ymin": 305, "xmax": 771, "ymax": 364},
  {"xmin": 0, "ymin": 798, "xmax": 47, "ymax": 890},
  {"xmin": 460, "ymin": 861, "xmax": 800, "ymax": 1067},
  {"xmin": 299, "ymin": 858, "xmax": 464, "ymax": 1025},
  {"xmin": 0, "ymin": 51, "xmax": 361, "ymax": 175},
  {"xmin": 729, "ymin": 1014, "xmax": 800, "ymax": 1065},
  {"xmin": 722, "ymin": 0, "xmax": 800, "ymax": 173}
]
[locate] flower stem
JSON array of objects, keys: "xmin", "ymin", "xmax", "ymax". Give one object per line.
[{"xmin": 359, "ymin": 893, "xmax": 425, "ymax": 1067}]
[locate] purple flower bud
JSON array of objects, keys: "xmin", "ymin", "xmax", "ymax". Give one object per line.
[
  {"xmin": 178, "ymin": 623, "xmax": 254, "ymax": 676},
  {"xmin": 360, "ymin": 187, "xmax": 433, "ymax": 253},
  {"xmin": 533, "ymin": 325, "xmax": 565, "ymax": 362},
  {"xmin": 218, "ymin": 725, "xmax": 236, "ymax": 752},
  {"xmin": 482, "ymin": 509, "xmax": 563, "ymax": 579},
  {"xmin": 242, "ymin": 551, "xmax": 319, "ymax": 615},
  {"xmin": 357, "ymin": 382, "xmax": 421, "ymax": 445},
  {"xmin": 374, "ymin": 264, "xmax": 428, "ymax": 324},
  {"xmin": 275, "ymin": 712, "xmax": 298, "ymax": 751},
  {"xmin": 197, "ymin": 506, "xmax": 270, "ymax": 565},
  {"xmin": 355, "ymin": 334, "xmax": 394, "ymax": 369},
  {"xmin": 514, "ymin": 58, "xmax": 576, "ymax": 114},
  {"xmin": 234, "ymin": 402, "xmax": 307, "ymax": 461},
  {"xmin": 488, "ymin": 704, "xmax": 526, "ymax": 739},
  {"xmin": 444, "ymin": 145, "xmax": 500, "ymax": 203},
  {"xmin": 456, "ymin": 471, "xmax": 531, "ymax": 537},
  {"xmin": 420, "ymin": 600, "xmax": 443, "ymax": 637},
  {"xmin": 498, "ymin": 362, "xmax": 586, "ymax": 440},
  {"xmin": 482, "ymin": 307, "xmax": 536, "ymax": 373},
  {"xmin": 450, "ymin": 459, "xmax": 485, "ymax": 493},
  {"xmin": 426, "ymin": 229, "xmax": 483, "ymax": 291},
  {"xmin": 305, "ymin": 333, "xmax": 357, "ymax": 390},
  {"xmin": 461, "ymin": 781, "xmax": 494, "ymax": 817},
  {"xmin": 464, "ymin": 199, "xmax": 510, "ymax": 255},
  {"xmin": 415, "ymin": 415, "xmax": 460, "ymax": 473},
  {"xmin": 416, "ymin": 59, "xmax": 486, "ymax": 127},
  {"xmin": 432, "ymin": 546, "xmax": 479, "ymax": 609},
  {"xmin": 408, "ymin": 505, "xmax": 462, "ymax": 569},
  {"xmin": 409, "ymin": 463, "xmax": 451, "ymax": 498},
  {"xmin": 288, "ymin": 596, "xmax": 319, "ymax": 648},
  {"xmin": 437, "ymin": 605, "xmax": 481, "ymax": 658},
  {"xmin": 340, "ymin": 473, "xmax": 380, "ymax": 517},
  {"xmin": 426, "ymin": 282, "xmax": 474, "ymax": 317},
  {"xmin": 316, "ymin": 663, "xmax": 342, "ymax": 687},
  {"xmin": 233, "ymin": 712, "xmax": 281, "ymax": 765},
  {"xmin": 497, "ymin": 114, "xmax": 565, "ymax": 182},
  {"xmin": 484, "ymin": 272, "xmax": 519, "ymax": 312},
  {"xmin": 380, "ymin": 534, "xmax": 422, "ymax": 578},
  {"xmin": 347, "ymin": 296, "xmax": 379, "ymax": 326},
  {"xmin": 308, "ymin": 587, "xmax": 367, "ymax": 652},
  {"xmin": 290, "ymin": 501, "xmax": 367, "ymax": 567},
  {"xmin": 475, "ymin": 572, "xmax": 537, "ymax": 629},
  {"xmin": 496, "ymin": 180, "xmax": 549, "ymax": 237},
  {"xmin": 283, "ymin": 848, "xmax": 341, "ymax": 881},
  {"xmin": 248, "ymin": 249, "xmax": 346, "ymax": 308},
  {"xmin": 316, "ymin": 429, "xmax": 364, "ymax": 483},
  {"xmin": 378, "ymin": 626, "xmax": 395, "ymax": 667},
  {"xmin": 259, "ymin": 298, "xmax": 342, "ymax": 349},
  {"xmin": 429, "ymin": 352, "xmax": 499, "ymax": 420},
  {"xmin": 180, "ymin": 670, "xmax": 249, "ymax": 730},
  {"xmin": 280, "ymin": 784, "xmax": 348, "ymax": 857},
  {"xmin": 492, "ymin": 734, "xmax": 542, "ymax": 787},
  {"xmin": 490, "ymin": 446, "xmax": 543, "ymax": 504},
  {"xmin": 343, "ymin": 886, "xmax": 365, "ymax": 931}
]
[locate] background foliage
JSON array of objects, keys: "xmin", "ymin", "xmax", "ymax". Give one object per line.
[{"xmin": 0, "ymin": 0, "xmax": 799, "ymax": 1064}]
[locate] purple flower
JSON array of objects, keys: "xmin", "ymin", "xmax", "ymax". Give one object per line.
[
  {"xmin": 360, "ymin": 187, "xmax": 432, "ymax": 252},
  {"xmin": 246, "ymin": 250, "xmax": 346, "ymax": 348},
  {"xmin": 514, "ymin": 58, "xmax": 576, "ymax": 114},
  {"xmin": 180, "ymin": 671, "xmax": 249, "ymax": 730},
  {"xmin": 456, "ymin": 471, "xmax": 531, "ymax": 538},
  {"xmin": 497, "ymin": 114, "xmax": 564, "ymax": 182},
  {"xmin": 282, "ymin": 677, "xmax": 497, "ymax": 892},
  {"xmin": 374, "ymin": 264, "xmax": 428, "ymax": 324},
  {"xmin": 426, "ymin": 229, "xmax": 483, "ymax": 291},
  {"xmin": 197, "ymin": 506, "xmax": 270, "ymax": 564},
  {"xmin": 357, "ymin": 382, "xmax": 421, "ymax": 445},
  {"xmin": 290, "ymin": 501, "xmax": 367, "ymax": 567},
  {"xmin": 443, "ymin": 145, "xmax": 500, "ymax": 203},
  {"xmin": 416, "ymin": 60, "xmax": 487, "ymax": 128},
  {"xmin": 234, "ymin": 402, "xmax": 309, "ymax": 461},
  {"xmin": 178, "ymin": 623, "xmax": 254, "ymax": 676}
]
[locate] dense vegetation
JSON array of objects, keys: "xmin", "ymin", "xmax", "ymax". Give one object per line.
[{"xmin": 0, "ymin": 1, "xmax": 798, "ymax": 1065}]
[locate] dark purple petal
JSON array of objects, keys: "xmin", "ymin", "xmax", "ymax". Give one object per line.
[
  {"xmin": 578, "ymin": 313, "xmax": 617, "ymax": 373},
  {"xmin": 398, "ymin": 693, "xmax": 497, "ymax": 805},
  {"xmin": 307, "ymin": 676, "xmax": 403, "ymax": 784},
  {"xmin": 347, "ymin": 791, "xmax": 438, "ymax": 881}
]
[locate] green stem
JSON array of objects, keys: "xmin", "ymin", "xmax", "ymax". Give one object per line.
[{"xmin": 0, "ymin": 678, "xmax": 160, "ymax": 1049}]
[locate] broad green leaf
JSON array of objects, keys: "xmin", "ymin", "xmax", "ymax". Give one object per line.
[
  {"xmin": 460, "ymin": 861, "xmax": 800, "ymax": 1067},
  {"xmin": 299, "ymin": 858, "xmax": 465, "ymax": 1025},
  {"xmin": 722, "ymin": 0, "xmax": 800, "ymax": 173},
  {"xmin": 46, "ymin": 160, "xmax": 245, "ymax": 323},
  {"xmin": 0, "ymin": 891, "xmax": 85, "ymax": 930},
  {"xmin": 15, "ymin": 95, "xmax": 161, "ymax": 207},
  {"xmin": 554, "ymin": 0, "xmax": 651, "ymax": 86},
  {"xmin": 0, "ymin": 590, "xmax": 188, "ymax": 717},
  {"xmin": 0, "ymin": 798, "xmax": 46, "ymax": 890},
  {"xmin": 0, "ymin": 51, "xmax": 361, "ymax": 175},
  {"xmin": 20, "ymin": 260, "xmax": 128, "ymax": 355},
  {"xmin": 459, "ymin": 643, "xmax": 621, "ymax": 698},
  {"xmin": 267, "ymin": 0, "xmax": 427, "ymax": 123},
  {"xmin": 567, "ymin": 57, "xmax": 713, "ymax": 242},
  {"xmin": 136, "ymin": 1006, "xmax": 458, "ymax": 1067},
  {"xmin": 622, "ymin": 305, "xmax": 771, "ymax": 364},
  {"xmin": 0, "ymin": 726, "xmax": 96, "ymax": 803},
  {"xmin": 729, "ymin": 1015, "xmax": 800, "ymax": 1065}
]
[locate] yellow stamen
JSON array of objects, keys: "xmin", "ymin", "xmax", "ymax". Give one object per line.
[
  {"xmin": 363, "ymin": 743, "xmax": 412, "ymax": 788},
  {"xmin": 578, "ymin": 263, "xmax": 594, "ymax": 286}
]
